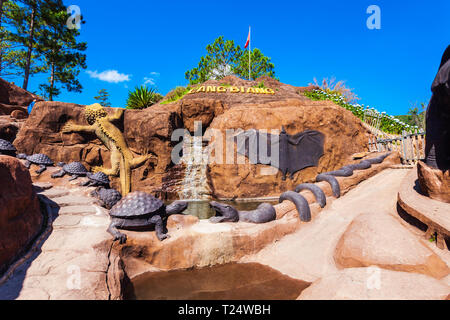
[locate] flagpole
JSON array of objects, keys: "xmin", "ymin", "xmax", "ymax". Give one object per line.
[{"xmin": 248, "ymin": 26, "xmax": 251, "ymax": 81}]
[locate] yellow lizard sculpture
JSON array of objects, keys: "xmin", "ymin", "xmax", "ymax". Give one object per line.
[{"xmin": 62, "ymin": 103, "xmax": 152, "ymax": 195}]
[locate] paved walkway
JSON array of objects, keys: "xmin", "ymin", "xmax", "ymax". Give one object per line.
[
  {"xmin": 246, "ymin": 168, "xmax": 450, "ymax": 283},
  {"xmin": 0, "ymin": 184, "xmax": 114, "ymax": 300}
]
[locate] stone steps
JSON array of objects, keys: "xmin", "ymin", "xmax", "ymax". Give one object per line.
[{"xmin": 0, "ymin": 182, "xmax": 115, "ymax": 300}]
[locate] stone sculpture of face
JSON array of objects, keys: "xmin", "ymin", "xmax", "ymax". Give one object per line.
[{"xmin": 85, "ymin": 103, "xmax": 107, "ymax": 125}]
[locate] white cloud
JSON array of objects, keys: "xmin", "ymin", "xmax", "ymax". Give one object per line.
[
  {"xmin": 87, "ymin": 70, "xmax": 131, "ymax": 83},
  {"xmin": 143, "ymin": 77, "xmax": 155, "ymax": 86},
  {"xmin": 143, "ymin": 72, "xmax": 160, "ymax": 86}
]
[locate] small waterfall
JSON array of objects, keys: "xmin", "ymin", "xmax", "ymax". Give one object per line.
[{"xmin": 179, "ymin": 132, "xmax": 211, "ymax": 200}]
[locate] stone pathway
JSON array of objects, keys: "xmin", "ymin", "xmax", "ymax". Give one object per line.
[
  {"xmin": 245, "ymin": 168, "xmax": 450, "ymax": 299},
  {"xmin": 0, "ymin": 184, "xmax": 115, "ymax": 300}
]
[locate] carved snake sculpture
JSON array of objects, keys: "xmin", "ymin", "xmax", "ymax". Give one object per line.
[
  {"xmin": 316, "ymin": 153, "xmax": 391, "ymax": 198},
  {"xmin": 279, "ymin": 153, "xmax": 391, "ymax": 222}
]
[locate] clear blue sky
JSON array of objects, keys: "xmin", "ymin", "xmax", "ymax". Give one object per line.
[{"xmin": 21, "ymin": 0, "xmax": 450, "ymax": 116}]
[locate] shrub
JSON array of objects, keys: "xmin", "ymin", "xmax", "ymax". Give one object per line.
[
  {"xmin": 126, "ymin": 86, "xmax": 163, "ymax": 109},
  {"xmin": 303, "ymin": 89, "xmax": 414, "ymax": 135},
  {"xmin": 310, "ymin": 77, "xmax": 359, "ymax": 103},
  {"xmin": 161, "ymin": 86, "xmax": 191, "ymax": 104}
]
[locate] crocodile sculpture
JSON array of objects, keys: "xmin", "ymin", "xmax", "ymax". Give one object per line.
[{"xmin": 62, "ymin": 103, "xmax": 153, "ymax": 195}]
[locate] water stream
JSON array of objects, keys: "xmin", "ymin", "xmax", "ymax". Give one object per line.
[{"xmin": 179, "ymin": 133, "xmax": 211, "ymax": 200}]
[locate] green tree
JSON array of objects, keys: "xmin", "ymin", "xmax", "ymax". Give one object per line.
[
  {"xmin": 0, "ymin": 0, "xmax": 19, "ymax": 77},
  {"xmin": 407, "ymin": 103, "xmax": 426, "ymax": 129},
  {"xmin": 4, "ymin": 0, "xmax": 50, "ymax": 87},
  {"xmin": 235, "ymin": 48, "xmax": 276, "ymax": 81},
  {"xmin": 37, "ymin": 0, "xmax": 87, "ymax": 101},
  {"xmin": 8, "ymin": 0, "xmax": 49, "ymax": 89},
  {"xmin": 185, "ymin": 36, "xmax": 276, "ymax": 84},
  {"xmin": 0, "ymin": 0, "xmax": 42, "ymax": 79},
  {"xmin": 94, "ymin": 89, "xmax": 111, "ymax": 107},
  {"xmin": 126, "ymin": 85, "xmax": 163, "ymax": 110}
]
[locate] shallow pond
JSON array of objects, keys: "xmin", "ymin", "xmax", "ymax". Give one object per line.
[
  {"xmin": 169, "ymin": 200, "xmax": 278, "ymax": 220},
  {"xmin": 124, "ymin": 263, "xmax": 309, "ymax": 300}
]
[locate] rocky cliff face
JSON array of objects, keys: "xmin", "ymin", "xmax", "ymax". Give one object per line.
[
  {"xmin": 0, "ymin": 156, "xmax": 43, "ymax": 273},
  {"xmin": 0, "ymin": 77, "xmax": 42, "ymax": 142},
  {"xmin": 14, "ymin": 76, "xmax": 370, "ymax": 199}
]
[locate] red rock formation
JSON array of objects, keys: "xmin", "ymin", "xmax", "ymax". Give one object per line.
[
  {"xmin": 0, "ymin": 77, "xmax": 42, "ymax": 141},
  {"xmin": 0, "ymin": 77, "xmax": 41, "ymax": 108},
  {"xmin": 14, "ymin": 76, "xmax": 371, "ymax": 199},
  {"xmin": 417, "ymin": 161, "xmax": 450, "ymax": 203},
  {"xmin": 0, "ymin": 156, "xmax": 43, "ymax": 273}
]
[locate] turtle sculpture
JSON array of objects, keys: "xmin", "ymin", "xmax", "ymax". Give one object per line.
[
  {"xmin": 51, "ymin": 162, "xmax": 88, "ymax": 180},
  {"xmin": 81, "ymin": 172, "xmax": 110, "ymax": 188},
  {"xmin": 91, "ymin": 187, "xmax": 122, "ymax": 210},
  {"xmin": 0, "ymin": 139, "xmax": 16, "ymax": 157},
  {"xmin": 17, "ymin": 153, "xmax": 54, "ymax": 174},
  {"xmin": 107, "ymin": 191, "xmax": 188, "ymax": 244}
]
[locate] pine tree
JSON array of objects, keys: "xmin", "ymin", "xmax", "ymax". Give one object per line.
[
  {"xmin": 37, "ymin": 0, "xmax": 86, "ymax": 101},
  {"xmin": 0, "ymin": 0, "xmax": 29, "ymax": 77},
  {"xmin": 185, "ymin": 36, "xmax": 276, "ymax": 84},
  {"xmin": 6, "ymin": 0, "xmax": 47, "ymax": 87},
  {"xmin": 94, "ymin": 89, "xmax": 111, "ymax": 107}
]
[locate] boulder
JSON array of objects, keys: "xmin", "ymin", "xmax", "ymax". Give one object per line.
[
  {"xmin": 0, "ymin": 77, "xmax": 41, "ymax": 107},
  {"xmin": 417, "ymin": 161, "xmax": 450, "ymax": 203},
  {"xmin": 207, "ymin": 99, "xmax": 370, "ymax": 198},
  {"xmin": 298, "ymin": 268, "xmax": 450, "ymax": 300},
  {"xmin": 334, "ymin": 211, "xmax": 449, "ymax": 279},
  {"xmin": 0, "ymin": 156, "xmax": 43, "ymax": 273},
  {"xmin": 13, "ymin": 76, "xmax": 370, "ymax": 199},
  {"xmin": 0, "ymin": 116, "xmax": 21, "ymax": 142}
]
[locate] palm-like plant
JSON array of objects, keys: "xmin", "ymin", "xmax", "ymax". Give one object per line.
[{"xmin": 126, "ymin": 86, "xmax": 162, "ymax": 109}]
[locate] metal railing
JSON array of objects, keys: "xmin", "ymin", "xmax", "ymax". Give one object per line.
[{"xmin": 368, "ymin": 130, "xmax": 425, "ymax": 165}]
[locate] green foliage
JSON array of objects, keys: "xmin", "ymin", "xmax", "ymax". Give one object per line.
[
  {"xmin": 94, "ymin": 89, "xmax": 111, "ymax": 107},
  {"xmin": 235, "ymin": 48, "xmax": 276, "ymax": 81},
  {"xmin": 185, "ymin": 36, "xmax": 276, "ymax": 84},
  {"xmin": 0, "ymin": 0, "xmax": 86, "ymax": 97},
  {"xmin": 253, "ymin": 81, "xmax": 266, "ymax": 89},
  {"xmin": 126, "ymin": 85, "xmax": 163, "ymax": 109},
  {"xmin": 161, "ymin": 86, "xmax": 191, "ymax": 104},
  {"xmin": 394, "ymin": 103, "xmax": 426, "ymax": 129},
  {"xmin": 429, "ymin": 233, "xmax": 437, "ymax": 243},
  {"xmin": 311, "ymin": 77, "xmax": 359, "ymax": 103},
  {"xmin": 37, "ymin": 0, "xmax": 87, "ymax": 101},
  {"xmin": 304, "ymin": 89, "xmax": 416, "ymax": 135},
  {"xmin": 1, "ymin": 0, "xmax": 47, "ymax": 82}
]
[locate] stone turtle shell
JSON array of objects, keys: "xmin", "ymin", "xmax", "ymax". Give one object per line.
[
  {"xmin": 63, "ymin": 162, "xmax": 88, "ymax": 175},
  {"xmin": 0, "ymin": 139, "xmax": 16, "ymax": 151},
  {"xmin": 27, "ymin": 153, "xmax": 53, "ymax": 165},
  {"xmin": 88, "ymin": 172, "xmax": 110, "ymax": 184},
  {"xmin": 98, "ymin": 188, "xmax": 122, "ymax": 208},
  {"xmin": 109, "ymin": 191, "xmax": 165, "ymax": 218}
]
